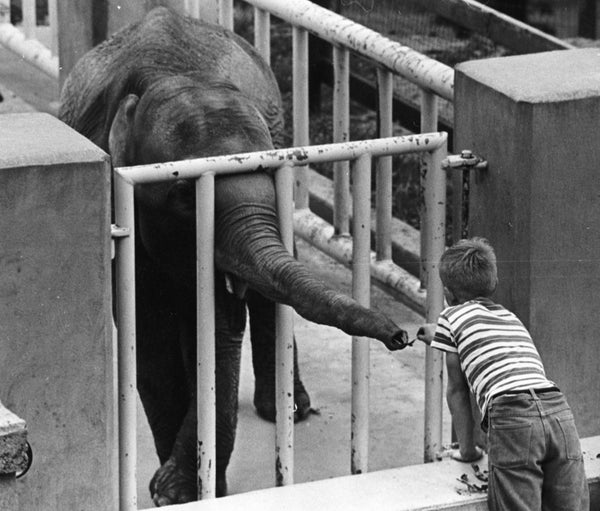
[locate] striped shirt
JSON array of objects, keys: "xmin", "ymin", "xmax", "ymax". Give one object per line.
[{"xmin": 430, "ymin": 297, "xmax": 554, "ymax": 415}]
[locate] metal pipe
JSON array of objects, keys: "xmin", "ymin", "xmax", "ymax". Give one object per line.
[
  {"xmin": 254, "ymin": 8, "xmax": 270, "ymax": 64},
  {"xmin": 116, "ymin": 133, "xmax": 447, "ymax": 185},
  {"xmin": 113, "ymin": 172, "xmax": 137, "ymax": 511},
  {"xmin": 376, "ymin": 69, "xmax": 393, "ymax": 261},
  {"xmin": 219, "ymin": 0, "xmax": 234, "ymax": 31},
  {"xmin": 275, "ymin": 163, "xmax": 295, "ymax": 486},
  {"xmin": 292, "ymin": 26, "xmax": 310, "ymax": 209},
  {"xmin": 350, "ymin": 153, "xmax": 372, "ymax": 475},
  {"xmin": 332, "ymin": 45, "xmax": 350, "ymax": 235},
  {"xmin": 422, "ymin": 141, "xmax": 447, "ymax": 463},
  {"xmin": 0, "ymin": 22, "xmax": 59, "ymax": 79},
  {"xmin": 196, "ymin": 174, "xmax": 217, "ymax": 499},
  {"xmin": 243, "ymin": 0, "xmax": 454, "ymax": 101},
  {"xmin": 419, "ymin": 90, "xmax": 439, "ymax": 288}
]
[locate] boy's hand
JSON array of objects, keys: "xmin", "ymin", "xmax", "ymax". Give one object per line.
[
  {"xmin": 416, "ymin": 323, "xmax": 437, "ymax": 345},
  {"xmin": 450, "ymin": 445, "xmax": 484, "ymax": 463}
]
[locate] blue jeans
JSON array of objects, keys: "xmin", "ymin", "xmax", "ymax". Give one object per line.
[{"xmin": 486, "ymin": 390, "xmax": 589, "ymax": 511}]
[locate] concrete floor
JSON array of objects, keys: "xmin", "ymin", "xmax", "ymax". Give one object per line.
[{"xmin": 135, "ymin": 239, "xmax": 450, "ymax": 509}]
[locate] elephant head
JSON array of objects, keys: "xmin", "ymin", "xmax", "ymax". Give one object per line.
[{"xmin": 107, "ymin": 75, "xmax": 409, "ymax": 350}]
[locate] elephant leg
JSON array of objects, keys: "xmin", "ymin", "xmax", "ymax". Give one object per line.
[
  {"xmin": 246, "ymin": 288, "xmax": 312, "ymax": 423},
  {"xmin": 135, "ymin": 249, "xmax": 189, "ymax": 466},
  {"xmin": 150, "ymin": 275, "xmax": 246, "ymax": 505}
]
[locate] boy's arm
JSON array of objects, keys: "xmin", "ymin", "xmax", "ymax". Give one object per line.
[{"xmin": 445, "ymin": 352, "xmax": 483, "ymax": 462}]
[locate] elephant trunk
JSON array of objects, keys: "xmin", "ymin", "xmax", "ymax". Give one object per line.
[{"xmin": 215, "ymin": 203, "xmax": 406, "ymax": 346}]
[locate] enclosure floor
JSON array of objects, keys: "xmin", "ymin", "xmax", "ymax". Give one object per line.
[{"xmin": 136, "ymin": 238, "xmax": 449, "ymax": 508}]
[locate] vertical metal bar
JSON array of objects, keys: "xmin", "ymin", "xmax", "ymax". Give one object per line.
[
  {"xmin": 196, "ymin": 174, "xmax": 216, "ymax": 499},
  {"xmin": 113, "ymin": 172, "xmax": 137, "ymax": 511},
  {"xmin": 422, "ymin": 141, "xmax": 447, "ymax": 463},
  {"xmin": 332, "ymin": 45, "xmax": 350, "ymax": 235},
  {"xmin": 376, "ymin": 69, "xmax": 393, "ymax": 261},
  {"xmin": 48, "ymin": 0, "xmax": 58, "ymax": 55},
  {"xmin": 254, "ymin": 8, "xmax": 271, "ymax": 64},
  {"xmin": 275, "ymin": 163, "xmax": 295, "ymax": 486},
  {"xmin": 218, "ymin": 0, "xmax": 234, "ymax": 31},
  {"xmin": 419, "ymin": 89, "xmax": 439, "ymax": 287},
  {"xmin": 351, "ymin": 153, "xmax": 371, "ymax": 475},
  {"xmin": 293, "ymin": 26, "xmax": 310, "ymax": 210},
  {"xmin": 22, "ymin": 0, "xmax": 35, "ymax": 38}
]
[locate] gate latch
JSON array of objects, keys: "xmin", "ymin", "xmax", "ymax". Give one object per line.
[
  {"xmin": 111, "ymin": 224, "xmax": 130, "ymax": 238},
  {"xmin": 442, "ymin": 150, "xmax": 487, "ymax": 171},
  {"xmin": 110, "ymin": 224, "xmax": 130, "ymax": 260}
]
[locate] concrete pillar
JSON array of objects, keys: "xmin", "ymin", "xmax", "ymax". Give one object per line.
[
  {"xmin": 0, "ymin": 113, "xmax": 115, "ymax": 509},
  {"xmin": 454, "ymin": 48, "xmax": 600, "ymax": 436}
]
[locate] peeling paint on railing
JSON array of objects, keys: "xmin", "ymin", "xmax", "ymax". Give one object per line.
[{"xmin": 244, "ymin": 0, "xmax": 454, "ymax": 101}]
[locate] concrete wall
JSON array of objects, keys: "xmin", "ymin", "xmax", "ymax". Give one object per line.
[
  {"xmin": 0, "ymin": 113, "xmax": 114, "ymax": 509},
  {"xmin": 454, "ymin": 48, "xmax": 600, "ymax": 437}
]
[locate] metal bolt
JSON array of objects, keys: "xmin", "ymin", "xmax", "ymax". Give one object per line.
[{"xmin": 460, "ymin": 150, "xmax": 473, "ymax": 159}]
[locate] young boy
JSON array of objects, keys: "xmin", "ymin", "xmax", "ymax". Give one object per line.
[{"xmin": 417, "ymin": 237, "xmax": 588, "ymax": 511}]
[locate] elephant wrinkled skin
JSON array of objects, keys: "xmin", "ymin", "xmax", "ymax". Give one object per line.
[{"xmin": 59, "ymin": 7, "xmax": 410, "ymax": 506}]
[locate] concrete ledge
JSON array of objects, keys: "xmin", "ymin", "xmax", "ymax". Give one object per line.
[
  {"xmin": 160, "ymin": 436, "xmax": 600, "ymax": 511},
  {"xmin": 0, "ymin": 402, "xmax": 27, "ymax": 474}
]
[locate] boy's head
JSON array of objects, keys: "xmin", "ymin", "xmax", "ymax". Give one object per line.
[{"xmin": 439, "ymin": 237, "xmax": 498, "ymax": 304}]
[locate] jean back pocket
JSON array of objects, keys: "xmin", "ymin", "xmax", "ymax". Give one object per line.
[{"xmin": 489, "ymin": 420, "xmax": 532, "ymax": 468}]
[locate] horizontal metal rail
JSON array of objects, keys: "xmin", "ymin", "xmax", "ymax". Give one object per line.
[
  {"xmin": 417, "ymin": 0, "xmax": 574, "ymax": 54},
  {"xmin": 115, "ymin": 134, "xmax": 447, "ymax": 184}
]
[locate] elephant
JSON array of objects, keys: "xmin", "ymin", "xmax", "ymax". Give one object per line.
[{"xmin": 59, "ymin": 7, "xmax": 410, "ymax": 506}]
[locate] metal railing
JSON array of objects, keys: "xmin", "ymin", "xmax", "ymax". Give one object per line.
[
  {"xmin": 229, "ymin": 0, "xmax": 453, "ymax": 469},
  {"xmin": 113, "ymin": 133, "xmax": 447, "ymax": 508}
]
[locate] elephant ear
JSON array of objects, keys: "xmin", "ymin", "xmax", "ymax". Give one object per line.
[{"xmin": 108, "ymin": 94, "xmax": 139, "ymax": 167}]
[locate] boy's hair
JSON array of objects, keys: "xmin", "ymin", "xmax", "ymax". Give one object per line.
[{"xmin": 439, "ymin": 237, "xmax": 498, "ymax": 300}]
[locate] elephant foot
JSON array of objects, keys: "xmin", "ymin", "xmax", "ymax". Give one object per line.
[
  {"xmin": 254, "ymin": 376, "xmax": 313, "ymax": 423},
  {"xmin": 149, "ymin": 458, "xmax": 229, "ymax": 506}
]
